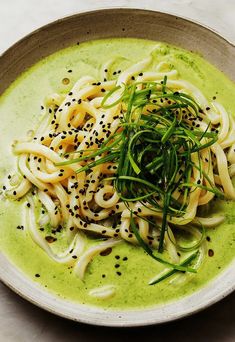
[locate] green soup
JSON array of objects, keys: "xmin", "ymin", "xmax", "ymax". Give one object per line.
[{"xmin": 0, "ymin": 38, "xmax": 235, "ymax": 310}]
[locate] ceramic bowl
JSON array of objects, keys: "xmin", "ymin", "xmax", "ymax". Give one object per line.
[{"xmin": 0, "ymin": 8, "xmax": 235, "ymax": 327}]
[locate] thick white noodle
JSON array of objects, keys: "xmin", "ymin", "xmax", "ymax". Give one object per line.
[{"xmin": 5, "ymin": 53, "xmax": 235, "ymax": 282}]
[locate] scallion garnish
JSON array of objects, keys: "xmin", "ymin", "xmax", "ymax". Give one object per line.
[{"xmin": 58, "ymin": 76, "xmax": 221, "ymax": 279}]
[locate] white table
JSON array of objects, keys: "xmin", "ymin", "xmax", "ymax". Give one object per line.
[{"xmin": 1, "ymin": 1, "xmax": 235, "ymax": 341}]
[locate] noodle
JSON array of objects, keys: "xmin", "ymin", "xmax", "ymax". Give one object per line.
[{"xmin": 3, "ymin": 52, "xmax": 235, "ymax": 286}]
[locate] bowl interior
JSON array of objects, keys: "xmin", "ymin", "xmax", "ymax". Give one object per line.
[{"xmin": 0, "ymin": 8, "xmax": 235, "ymax": 326}]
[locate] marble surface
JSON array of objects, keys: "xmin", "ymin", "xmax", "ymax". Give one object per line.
[{"xmin": 0, "ymin": 1, "xmax": 235, "ymax": 341}]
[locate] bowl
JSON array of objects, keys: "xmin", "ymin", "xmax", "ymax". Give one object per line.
[{"xmin": 0, "ymin": 8, "xmax": 235, "ymax": 327}]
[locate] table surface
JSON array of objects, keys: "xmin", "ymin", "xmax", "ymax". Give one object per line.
[{"xmin": 0, "ymin": 1, "xmax": 235, "ymax": 341}]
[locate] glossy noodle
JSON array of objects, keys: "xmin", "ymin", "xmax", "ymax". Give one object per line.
[{"xmin": 4, "ymin": 49, "xmax": 235, "ymax": 285}]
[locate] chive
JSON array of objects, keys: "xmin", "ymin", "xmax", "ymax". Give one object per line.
[
  {"xmin": 58, "ymin": 77, "xmax": 221, "ymax": 269},
  {"xmin": 158, "ymin": 192, "xmax": 171, "ymax": 252},
  {"xmin": 101, "ymin": 85, "xmax": 123, "ymax": 109},
  {"xmin": 76, "ymin": 152, "xmax": 119, "ymax": 174},
  {"xmin": 130, "ymin": 212, "xmax": 196, "ymax": 273},
  {"xmin": 148, "ymin": 250, "xmax": 198, "ymax": 285},
  {"xmin": 162, "ymin": 75, "xmax": 167, "ymax": 94},
  {"xmin": 117, "ymin": 176, "xmax": 162, "ymax": 193},
  {"xmin": 161, "ymin": 116, "xmax": 177, "ymax": 143},
  {"xmin": 56, "ymin": 136, "xmax": 122, "ymax": 166}
]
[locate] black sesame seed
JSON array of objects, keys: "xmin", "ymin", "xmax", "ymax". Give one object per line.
[
  {"xmin": 208, "ymin": 249, "xmax": 214, "ymax": 257},
  {"xmin": 45, "ymin": 236, "xmax": 57, "ymax": 243}
]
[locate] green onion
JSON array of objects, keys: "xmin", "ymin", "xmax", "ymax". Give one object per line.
[
  {"xmin": 148, "ymin": 250, "xmax": 198, "ymax": 285},
  {"xmin": 56, "ymin": 76, "xmax": 220, "ymax": 276},
  {"xmin": 130, "ymin": 212, "xmax": 196, "ymax": 273}
]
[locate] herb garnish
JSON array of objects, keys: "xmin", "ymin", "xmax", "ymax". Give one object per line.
[{"xmin": 56, "ymin": 77, "xmax": 222, "ymax": 278}]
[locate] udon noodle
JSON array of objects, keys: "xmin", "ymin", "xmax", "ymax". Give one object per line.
[{"xmin": 3, "ymin": 49, "xmax": 235, "ymax": 284}]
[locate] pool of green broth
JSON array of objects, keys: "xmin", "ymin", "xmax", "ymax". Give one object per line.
[{"xmin": 0, "ymin": 38, "xmax": 235, "ymax": 310}]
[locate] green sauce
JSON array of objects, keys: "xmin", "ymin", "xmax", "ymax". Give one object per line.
[{"xmin": 0, "ymin": 38, "xmax": 235, "ymax": 309}]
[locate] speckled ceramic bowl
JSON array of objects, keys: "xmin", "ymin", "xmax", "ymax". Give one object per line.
[{"xmin": 0, "ymin": 8, "xmax": 235, "ymax": 327}]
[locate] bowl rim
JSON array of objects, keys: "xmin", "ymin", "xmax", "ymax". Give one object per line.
[
  {"xmin": 1, "ymin": 6, "xmax": 235, "ymax": 61},
  {"xmin": 0, "ymin": 7, "xmax": 235, "ymax": 327}
]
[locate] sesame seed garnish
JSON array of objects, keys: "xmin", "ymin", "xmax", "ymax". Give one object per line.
[
  {"xmin": 45, "ymin": 236, "xmax": 57, "ymax": 243},
  {"xmin": 208, "ymin": 249, "xmax": 214, "ymax": 257}
]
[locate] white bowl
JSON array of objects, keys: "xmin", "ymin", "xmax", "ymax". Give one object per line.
[{"xmin": 0, "ymin": 8, "xmax": 235, "ymax": 326}]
